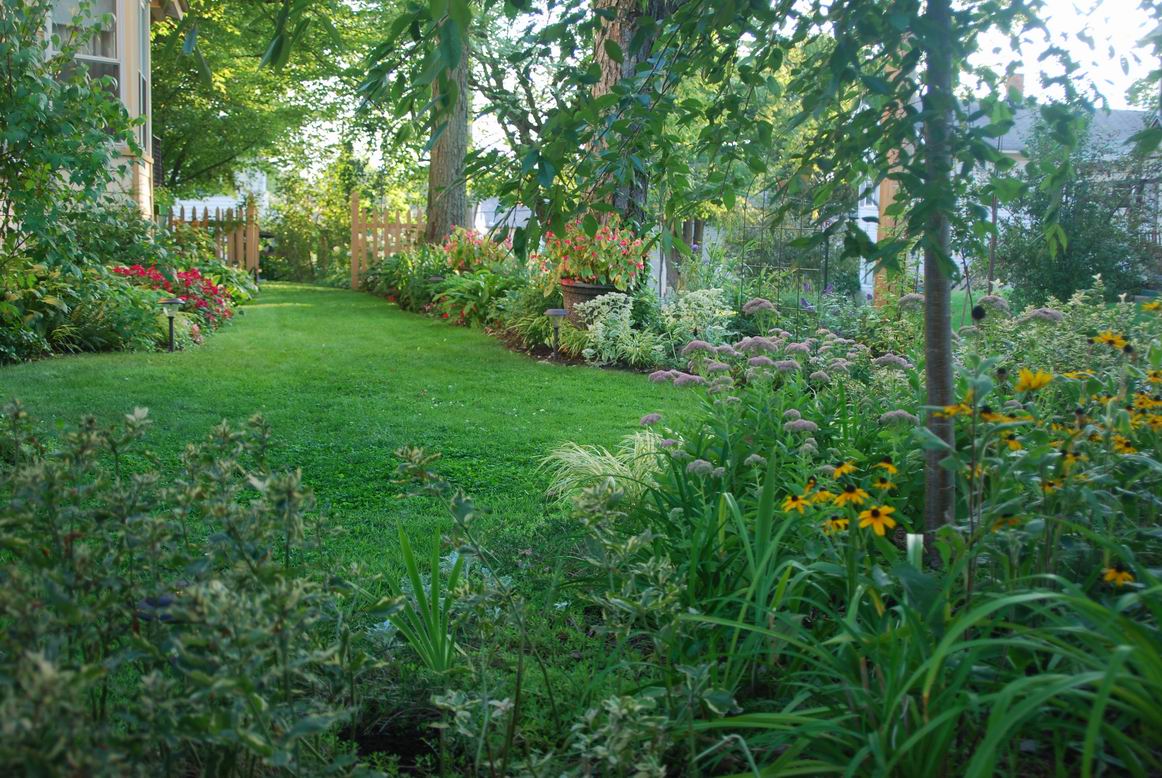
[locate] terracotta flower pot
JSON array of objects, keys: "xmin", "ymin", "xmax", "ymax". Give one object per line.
[{"xmin": 560, "ymin": 280, "xmax": 618, "ymax": 325}]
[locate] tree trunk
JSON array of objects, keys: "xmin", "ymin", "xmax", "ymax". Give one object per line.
[
  {"xmin": 591, "ymin": 0, "xmax": 663, "ymax": 223},
  {"xmin": 692, "ymin": 219, "xmax": 705, "ymax": 254},
  {"xmin": 921, "ymin": 0, "xmax": 956, "ymax": 536},
  {"xmin": 424, "ymin": 35, "xmax": 470, "ymax": 243},
  {"xmin": 664, "ymin": 219, "xmax": 691, "ymax": 291}
]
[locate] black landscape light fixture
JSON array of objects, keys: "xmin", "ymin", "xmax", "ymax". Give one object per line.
[
  {"xmin": 545, "ymin": 308, "xmax": 567, "ymax": 358},
  {"xmin": 159, "ymin": 298, "xmax": 183, "ymax": 352}
]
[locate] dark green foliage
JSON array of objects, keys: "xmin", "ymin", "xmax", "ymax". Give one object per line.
[
  {"xmin": 0, "ymin": 404, "xmax": 371, "ymax": 775},
  {"xmin": 996, "ymin": 121, "xmax": 1160, "ymax": 309},
  {"xmin": 0, "ymin": 0, "xmax": 135, "ymax": 266},
  {"xmin": 0, "ymin": 203, "xmax": 255, "ymax": 364},
  {"xmin": 361, "ymin": 245, "xmax": 448, "ymax": 311},
  {"xmin": 0, "ymin": 262, "xmax": 165, "ymax": 363}
]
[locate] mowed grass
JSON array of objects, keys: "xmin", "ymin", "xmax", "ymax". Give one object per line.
[{"xmin": 0, "ymin": 283, "xmax": 697, "ymax": 574}]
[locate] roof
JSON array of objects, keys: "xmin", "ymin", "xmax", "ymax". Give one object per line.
[
  {"xmin": 974, "ymin": 105, "xmax": 1151, "ymax": 156},
  {"xmin": 149, "ymin": 0, "xmax": 186, "ymax": 22}
]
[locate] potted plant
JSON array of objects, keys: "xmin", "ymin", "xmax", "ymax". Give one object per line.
[{"xmin": 542, "ymin": 216, "xmax": 647, "ymax": 322}]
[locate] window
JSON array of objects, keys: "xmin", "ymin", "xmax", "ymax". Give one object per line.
[
  {"xmin": 51, "ymin": 0, "xmax": 121, "ymax": 95},
  {"xmin": 138, "ymin": 0, "xmax": 150, "ymax": 152}
]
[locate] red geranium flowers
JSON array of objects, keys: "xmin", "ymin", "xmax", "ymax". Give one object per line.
[{"xmin": 113, "ymin": 264, "xmax": 234, "ymax": 326}]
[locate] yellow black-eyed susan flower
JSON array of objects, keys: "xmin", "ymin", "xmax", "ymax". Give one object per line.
[
  {"xmin": 1061, "ymin": 451, "xmax": 1085, "ymax": 474},
  {"xmin": 803, "ymin": 476, "xmax": 817, "ymax": 493},
  {"xmin": 1015, "ymin": 368, "xmax": 1053, "ymax": 392},
  {"xmin": 1102, "ymin": 563, "xmax": 1134, "ymax": 587},
  {"xmin": 1094, "ymin": 330, "xmax": 1127, "ymax": 349},
  {"xmin": 833, "ymin": 461, "xmax": 857, "ymax": 477},
  {"xmin": 1143, "ymin": 300, "xmax": 1162, "ymax": 313},
  {"xmin": 1041, "ymin": 479, "xmax": 1060, "ymax": 494},
  {"xmin": 1001, "ymin": 431, "xmax": 1022, "ymax": 451},
  {"xmin": 874, "ymin": 456, "xmax": 898, "ymax": 475},
  {"xmin": 783, "ymin": 494, "xmax": 808, "ymax": 513},
  {"xmin": 1113, "ymin": 435, "xmax": 1137, "ymax": 455},
  {"xmin": 1134, "ymin": 393, "xmax": 1160, "ymax": 410},
  {"xmin": 980, "ymin": 406, "xmax": 1008, "ymax": 423},
  {"xmin": 811, "ymin": 489, "xmax": 836, "ymax": 505},
  {"xmin": 858, "ymin": 505, "xmax": 898, "ymax": 536},
  {"xmin": 940, "ymin": 402, "xmax": 972, "ymax": 418},
  {"xmin": 873, "ymin": 476, "xmax": 896, "ymax": 490},
  {"xmin": 821, "ymin": 515, "xmax": 849, "ymax": 535},
  {"xmin": 834, "ymin": 484, "xmax": 869, "ymax": 507}
]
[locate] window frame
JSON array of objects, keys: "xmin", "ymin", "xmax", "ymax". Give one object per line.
[
  {"xmin": 47, "ymin": 0, "xmax": 127, "ymax": 108},
  {"xmin": 137, "ymin": 0, "xmax": 150, "ymax": 155}
]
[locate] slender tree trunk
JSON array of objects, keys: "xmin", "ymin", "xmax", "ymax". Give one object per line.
[
  {"xmin": 921, "ymin": 0, "xmax": 956, "ymax": 536},
  {"xmin": 424, "ymin": 35, "xmax": 470, "ymax": 243},
  {"xmin": 665, "ymin": 220, "xmax": 687, "ymax": 291}
]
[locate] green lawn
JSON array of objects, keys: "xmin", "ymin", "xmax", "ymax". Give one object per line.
[{"xmin": 1, "ymin": 283, "xmax": 697, "ymax": 573}]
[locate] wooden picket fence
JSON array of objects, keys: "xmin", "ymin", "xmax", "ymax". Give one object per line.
[
  {"xmin": 160, "ymin": 198, "xmax": 260, "ymax": 273},
  {"xmin": 350, "ymin": 191, "xmax": 425, "ymax": 289}
]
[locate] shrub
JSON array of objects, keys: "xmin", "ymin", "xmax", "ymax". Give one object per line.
[
  {"xmin": 0, "ymin": 404, "xmax": 371, "ymax": 775},
  {"xmin": 434, "ymin": 268, "xmax": 522, "ymax": 327},
  {"xmin": 0, "ymin": 263, "xmax": 167, "ymax": 363},
  {"xmin": 112, "ymin": 264, "xmax": 235, "ymax": 328},
  {"xmin": 361, "ymin": 245, "xmax": 447, "ymax": 311},
  {"xmin": 0, "ymin": 1, "xmax": 134, "ymax": 266},
  {"xmin": 994, "ymin": 121, "xmax": 1159, "ymax": 309},
  {"xmin": 442, "ymin": 227, "xmax": 512, "ymax": 272},
  {"xmin": 0, "ymin": 200, "xmax": 253, "ymax": 363},
  {"xmin": 573, "ymin": 292, "xmax": 665, "ymax": 367}
]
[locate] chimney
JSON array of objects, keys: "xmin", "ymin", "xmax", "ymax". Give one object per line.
[{"xmin": 1006, "ymin": 72, "xmax": 1024, "ymax": 99}]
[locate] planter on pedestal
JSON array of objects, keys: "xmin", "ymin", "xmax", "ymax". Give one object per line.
[{"xmin": 560, "ymin": 279, "xmax": 617, "ymax": 325}]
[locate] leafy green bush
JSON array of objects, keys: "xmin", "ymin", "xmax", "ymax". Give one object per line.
[
  {"xmin": 1, "ymin": 201, "xmax": 255, "ymax": 363},
  {"xmin": 0, "ymin": 1, "xmax": 135, "ymax": 266},
  {"xmin": 0, "ymin": 404, "xmax": 372, "ymax": 775},
  {"xmin": 994, "ymin": 121, "xmax": 1159, "ymax": 309},
  {"xmin": 441, "ymin": 227, "xmax": 513, "ymax": 272},
  {"xmin": 434, "ymin": 268, "xmax": 522, "ymax": 327},
  {"xmin": 361, "ymin": 246, "xmax": 447, "ymax": 312},
  {"xmin": 0, "ymin": 263, "xmax": 166, "ymax": 363}
]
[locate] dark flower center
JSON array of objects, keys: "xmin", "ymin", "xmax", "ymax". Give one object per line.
[{"xmin": 870, "ymin": 509, "xmax": 881, "ymax": 518}]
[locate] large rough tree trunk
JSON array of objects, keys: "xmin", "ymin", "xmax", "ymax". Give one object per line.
[
  {"xmin": 424, "ymin": 36, "xmax": 470, "ymax": 243},
  {"xmin": 591, "ymin": 0, "xmax": 663, "ymax": 223},
  {"xmin": 921, "ymin": 0, "xmax": 956, "ymax": 536}
]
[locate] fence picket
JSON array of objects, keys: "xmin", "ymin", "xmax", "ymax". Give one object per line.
[{"xmin": 349, "ymin": 193, "xmax": 424, "ymax": 289}]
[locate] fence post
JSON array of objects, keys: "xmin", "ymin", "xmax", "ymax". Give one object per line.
[
  {"xmin": 213, "ymin": 208, "xmax": 222, "ymax": 261},
  {"xmin": 229, "ymin": 208, "xmax": 240, "ymax": 266},
  {"xmin": 224, "ymin": 209, "xmax": 233, "ymax": 265},
  {"xmin": 350, "ymin": 190, "xmax": 362, "ymax": 289},
  {"xmin": 245, "ymin": 197, "xmax": 259, "ymax": 273}
]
